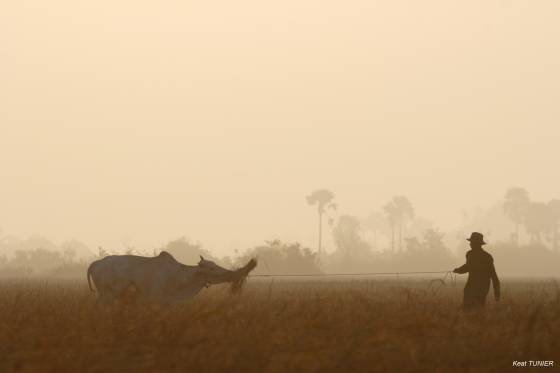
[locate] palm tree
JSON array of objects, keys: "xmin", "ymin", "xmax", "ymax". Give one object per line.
[
  {"xmin": 524, "ymin": 202, "xmax": 552, "ymax": 245},
  {"xmin": 384, "ymin": 196, "xmax": 414, "ymax": 252},
  {"xmin": 393, "ymin": 196, "xmax": 414, "ymax": 251},
  {"xmin": 383, "ymin": 201, "xmax": 398, "ymax": 252},
  {"xmin": 362, "ymin": 211, "xmax": 388, "ymax": 249},
  {"xmin": 547, "ymin": 199, "xmax": 560, "ymax": 251},
  {"xmin": 503, "ymin": 187, "xmax": 530, "ymax": 246},
  {"xmin": 306, "ymin": 189, "xmax": 336, "ymax": 256}
]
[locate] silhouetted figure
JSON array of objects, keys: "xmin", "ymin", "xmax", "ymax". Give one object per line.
[{"xmin": 453, "ymin": 232, "xmax": 500, "ymax": 309}]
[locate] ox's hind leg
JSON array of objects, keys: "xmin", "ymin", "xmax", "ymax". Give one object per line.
[
  {"xmin": 95, "ymin": 286, "xmax": 117, "ymax": 306},
  {"xmin": 94, "ymin": 281, "xmax": 129, "ymax": 306},
  {"xmin": 103, "ymin": 282, "xmax": 139, "ymax": 306}
]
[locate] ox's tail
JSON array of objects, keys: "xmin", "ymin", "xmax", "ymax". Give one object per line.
[{"xmin": 87, "ymin": 261, "xmax": 97, "ymax": 292}]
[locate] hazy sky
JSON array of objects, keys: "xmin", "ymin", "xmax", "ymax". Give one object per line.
[{"xmin": 1, "ymin": 1, "xmax": 559, "ymax": 256}]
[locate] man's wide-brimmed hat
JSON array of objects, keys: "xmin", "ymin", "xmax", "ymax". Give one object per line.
[{"xmin": 467, "ymin": 232, "xmax": 486, "ymax": 245}]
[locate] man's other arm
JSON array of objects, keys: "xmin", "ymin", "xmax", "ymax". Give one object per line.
[{"xmin": 490, "ymin": 258, "xmax": 501, "ymax": 301}]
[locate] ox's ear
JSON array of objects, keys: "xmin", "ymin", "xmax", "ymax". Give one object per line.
[{"xmin": 199, "ymin": 255, "xmax": 205, "ymax": 262}]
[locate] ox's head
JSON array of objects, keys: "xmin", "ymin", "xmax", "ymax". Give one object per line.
[
  {"xmin": 197, "ymin": 256, "xmax": 234, "ymax": 284},
  {"xmin": 196, "ymin": 256, "xmax": 257, "ymax": 293}
]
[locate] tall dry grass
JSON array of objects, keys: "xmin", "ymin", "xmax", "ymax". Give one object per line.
[{"xmin": 0, "ymin": 277, "xmax": 558, "ymax": 372}]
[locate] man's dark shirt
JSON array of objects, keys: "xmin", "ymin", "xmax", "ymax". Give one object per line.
[{"xmin": 455, "ymin": 248, "xmax": 500, "ymax": 307}]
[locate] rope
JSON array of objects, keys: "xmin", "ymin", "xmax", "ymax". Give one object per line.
[
  {"xmin": 249, "ymin": 270, "xmax": 452, "ymax": 278},
  {"xmin": 248, "ymin": 271, "xmax": 459, "ymax": 293}
]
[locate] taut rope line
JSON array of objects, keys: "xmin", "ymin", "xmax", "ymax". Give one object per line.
[
  {"xmin": 249, "ymin": 270, "xmax": 454, "ymax": 278},
  {"xmin": 248, "ymin": 270, "xmax": 458, "ymax": 287}
]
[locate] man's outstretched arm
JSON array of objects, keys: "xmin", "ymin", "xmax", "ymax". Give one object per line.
[{"xmin": 453, "ymin": 252, "xmax": 470, "ymax": 274}]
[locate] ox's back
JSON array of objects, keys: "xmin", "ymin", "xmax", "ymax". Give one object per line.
[{"xmin": 88, "ymin": 251, "xmax": 190, "ymax": 303}]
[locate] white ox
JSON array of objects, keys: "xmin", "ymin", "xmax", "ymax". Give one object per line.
[{"xmin": 87, "ymin": 251, "xmax": 256, "ymax": 304}]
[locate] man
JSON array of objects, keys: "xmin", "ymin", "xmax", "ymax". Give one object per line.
[{"xmin": 453, "ymin": 232, "xmax": 500, "ymax": 309}]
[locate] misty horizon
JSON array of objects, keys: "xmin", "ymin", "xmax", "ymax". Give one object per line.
[{"xmin": 0, "ymin": 187, "xmax": 556, "ymax": 260}]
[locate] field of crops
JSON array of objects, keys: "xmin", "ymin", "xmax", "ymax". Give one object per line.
[{"xmin": 0, "ymin": 277, "xmax": 558, "ymax": 372}]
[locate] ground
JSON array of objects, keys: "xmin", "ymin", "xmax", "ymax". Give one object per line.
[{"xmin": 0, "ymin": 277, "xmax": 558, "ymax": 372}]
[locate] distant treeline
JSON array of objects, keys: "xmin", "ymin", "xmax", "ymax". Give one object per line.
[{"xmin": 0, "ymin": 234, "xmax": 557, "ymax": 278}]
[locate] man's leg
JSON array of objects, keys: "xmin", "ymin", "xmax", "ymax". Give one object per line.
[{"xmin": 463, "ymin": 293, "xmax": 486, "ymax": 310}]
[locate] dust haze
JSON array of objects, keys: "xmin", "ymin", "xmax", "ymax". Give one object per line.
[{"xmin": 1, "ymin": 1, "xmax": 559, "ymax": 275}]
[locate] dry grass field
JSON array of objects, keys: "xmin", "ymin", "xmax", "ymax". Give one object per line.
[{"xmin": 0, "ymin": 277, "xmax": 559, "ymax": 373}]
